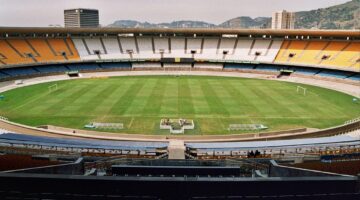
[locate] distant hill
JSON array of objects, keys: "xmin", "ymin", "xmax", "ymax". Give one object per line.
[
  {"xmin": 108, "ymin": 0, "xmax": 359, "ymax": 30},
  {"xmin": 219, "ymin": 17, "xmax": 271, "ymax": 29},
  {"xmin": 295, "ymin": 0, "xmax": 360, "ymax": 29},
  {"xmin": 108, "ymin": 20, "xmax": 216, "ymax": 28}
]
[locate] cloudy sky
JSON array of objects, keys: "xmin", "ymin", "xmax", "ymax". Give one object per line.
[{"xmin": 0, "ymin": 0, "xmax": 350, "ymax": 27}]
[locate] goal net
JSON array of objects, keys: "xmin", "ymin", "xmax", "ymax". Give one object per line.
[
  {"xmin": 296, "ymin": 86, "xmax": 307, "ymax": 96},
  {"xmin": 48, "ymin": 84, "xmax": 58, "ymax": 93}
]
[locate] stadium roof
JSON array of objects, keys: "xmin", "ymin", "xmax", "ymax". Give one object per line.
[{"xmin": 0, "ymin": 27, "xmax": 359, "ymax": 38}]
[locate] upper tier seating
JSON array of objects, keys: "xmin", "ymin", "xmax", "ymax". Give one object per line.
[
  {"xmin": 72, "ymin": 38, "xmax": 98, "ymax": 60},
  {"xmin": 1, "ymin": 37, "xmax": 358, "ymax": 73},
  {"xmin": 198, "ymin": 38, "xmax": 219, "ymax": 59},
  {"xmin": 186, "ymin": 38, "xmax": 202, "ymax": 55},
  {"xmin": 275, "ymin": 40, "xmax": 360, "ymax": 70},
  {"xmin": 137, "ymin": 37, "xmax": 158, "ymax": 59},
  {"xmin": 0, "ymin": 38, "xmax": 80, "ymax": 65},
  {"xmin": 171, "ymin": 38, "xmax": 188, "ymax": 58},
  {"xmin": 47, "ymin": 38, "xmax": 80, "ymax": 61},
  {"xmin": 154, "ymin": 37, "xmax": 170, "ymax": 54},
  {"xmin": 85, "ymin": 38, "xmax": 106, "ymax": 55}
]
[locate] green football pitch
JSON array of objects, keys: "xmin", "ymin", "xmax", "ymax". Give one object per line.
[{"xmin": 0, "ymin": 75, "xmax": 359, "ymax": 135}]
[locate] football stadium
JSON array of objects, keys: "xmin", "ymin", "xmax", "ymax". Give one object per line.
[{"xmin": 0, "ymin": 1, "xmax": 360, "ymax": 199}]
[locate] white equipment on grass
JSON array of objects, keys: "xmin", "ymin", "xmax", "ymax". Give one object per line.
[
  {"xmin": 48, "ymin": 84, "xmax": 58, "ymax": 93},
  {"xmin": 15, "ymin": 80, "xmax": 23, "ymax": 85},
  {"xmin": 296, "ymin": 86, "xmax": 307, "ymax": 96}
]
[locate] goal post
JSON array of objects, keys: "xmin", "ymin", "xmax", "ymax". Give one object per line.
[
  {"xmin": 48, "ymin": 84, "xmax": 58, "ymax": 93},
  {"xmin": 296, "ymin": 86, "xmax": 307, "ymax": 96}
]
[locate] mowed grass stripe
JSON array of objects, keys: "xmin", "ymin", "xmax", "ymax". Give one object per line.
[
  {"xmin": 199, "ymin": 79, "xmax": 230, "ymax": 116},
  {"xmin": 250, "ymin": 81, "xmax": 297, "ymax": 117},
  {"xmin": 142, "ymin": 78, "xmax": 168, "ymax": 116},
  {"xmin": 222, "ymin": 79, "xmax": 261, "ymax": 117},
  {"xmin": 92, "ymin": 81, "xmax": 136, "ymax": 117},
  {"xmin": 178, "ymin": 77, "xmax": 195, "ymax": 115},
  {"xmin": 27, "ymin": 83, "xmax": 93, "ymax": 116},
  {"xmin": 108, "ymin": 78, "xmax": 147, "ymax": 115},
  {"xmin": 76, "ymin": 83, "xmax": 122, "ymax": 115},
  {"xmin": 124, "ymin": 78, "xmax": 158, "ymax": 115},
  {"xmin": 304, "ymin": 87, "xmax": 350, "ymax": 118},
  {"xmin": 51, "ymin": 84, "xmax": 102, "ymax": 117},
  {"xmin": 160, "ymin": 77, "xmax": 178, "ymax": 116},
  {"xmin": 207, "ymin": 79, "xmax": 244, "ymax": 116},
  {"xmin": 187, "ymin": 78, "xmax": 211, "ymax": 116},
  {"xmin": 275, "ymin": 84, "xmax": 328, "ymax": 118},
  {"xmin": 232, "ymin": 80, "xmax": 280, "ymax": 117},
  {"xmin": 260, "ymin": 82, "xmax": 312, "ymax": 117}
]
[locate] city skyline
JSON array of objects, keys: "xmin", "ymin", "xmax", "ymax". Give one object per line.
[{"xmin": 0, "ymin": 0, "xmax": 351, "ymax": 27}]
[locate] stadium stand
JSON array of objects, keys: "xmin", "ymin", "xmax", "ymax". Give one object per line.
[
  {"xmin": 0, "ymin": 133, "xmax": 168, "ymax": 153},
  {"xmin": 186, "ymin": 37, "xmax": 203, "ymax": 55},
  {"xmin": 316, "ymin": 70, "xmax": 353, "ymax": 79},
  {"xmin": 223, "ymin": 63, "xmax": 255, "ymax": 70},
  {"xmin": 66, "ymin": 63, "xmax": 101, "ymax": 71},
  {"xmin": 0, "ymin": 39, "xmax": 35, "ymax": 65},
  {"xmin": 1, "ymin": 67, "xmax": 39, "ymax": 77},
  {"xmin": 0, "ymin": 38, "xmax": 80, "ymax": 65},
  {"xmin": 198, "ymin": 38, "xmax": 219, "ymax": 59},
  {"xmin": 137, "ymin": 36, "xmax": 158, "ymax": 59},
  {"xmin": 193, "ymin": 63, "xmax": 223, "ymax": 69},
  {"xmin": 289, "ymin": 160, "xmax": 360, "ymax": 176},
  {"xmin": 99, "ymin": 62, "xmax": 132, "ymax": 69},
  {"xmin": 275, "ymin": 40, "xmax": 360, "ymax": 70},
  {"xmin": 27, "ymin": 39, "xmax": 61, "ymax": 62},
  {"xmin": 163, "ymin": 63, "xmax": 192, "ymax": 68},
  {"xmin": 102, "ymin": 37, "xmax": 121, "ymax": 54},
  {"xmin": 0, "ymin": 154, "xmax": 60, "ymax": 171},
  {"xmin": 218, "ymin": 37, "xmax": 236, "ymax": 59},
  {"xmin": 72, "ymin": 38, "xmax": 98, "ymax": 60},
  {"xmin": 186, "ymin": 134, "xmax": 360, "ymax": 157},
  {"xmin": 120, "ymin": 37, "xmax": 138, "ymax": 54},
  {"xmin": 47, "ymin": 38, "xmax": 80, "ymax": 61},
  {"xmin": 347, "ymin": 73, "xmax": 360, "ymax": 81},
  {"xmin": 154, "ymin": 37, "xmax": 170, "ymax": 54},
  {"xmin": 255, "ymin": 64, "xmax": 281, "ymax": 72},
  {"xmin": 84, "ymin": 38, "xmax": 106, "ymax": 55},
  {"xmin": 132, "ymin": 62, "xmax": 162, "ymax": 69},
  {"xmin": 34, "ymin": 65, "xmax": 69, "ymax": 73},
  {"xmin": 171, "ymin": 37, "xmax": 188, "ymax": 58}
]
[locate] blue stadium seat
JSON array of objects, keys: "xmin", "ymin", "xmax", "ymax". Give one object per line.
[
  {"xmin": 67, "ymin": 63, "xmax": 101, "ymax": 71},
  {"xmin": 316, "ymin": 70, "xmax": 351, "ymax": 79},
  {"xmin": 294, "ymin": 68, "xmax": 321, "ymax": 75},
  {"xmin": 255, "ymin": 65, "xmax": 280, "ymax": 72},
  {"xmin": 1, "ymin": 67, "xmax": 39, "ymax": 77},
  {"xmin": 223, "ymin": 64, "xmax": 255, "ymax": 69},
  {"xmin": 34, "ymin": 65, "xmax": 68, "ymax": 73},
  {"xmin": 347, "ymin": 74, "xmax": 360, "ymax": 81},
  {"xmin": 0, "ymin": 71, "xmax": 10, "ymax": 79},
  {"xmin": 186, "ymin": 135, "xmax": 358, "ymax": 150},
  {"xmin": 0, "ymin": 133, "xmax": 168, "ymax": 150},
  {"xmin": 99, "ymin": 62, "xmax": 132, "ymax": 69}
]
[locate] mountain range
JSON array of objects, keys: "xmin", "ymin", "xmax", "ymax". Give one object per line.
[{"xmin": 108, "ymin": 0, "xmax": 360, "ymax": 29}]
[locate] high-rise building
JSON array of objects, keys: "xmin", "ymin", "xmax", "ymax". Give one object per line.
[
  {"xmin": 271, "ymin": 10, "xmax": 295, "ymax": 29},
  {"xmin": 64, "ymin": 8, "xmax": 99, "ymax": 28}
]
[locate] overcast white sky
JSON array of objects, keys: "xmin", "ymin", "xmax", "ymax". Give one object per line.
[{"xmin": 0, "ymin": 0, "xmax": 351, "ymax": 27}]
